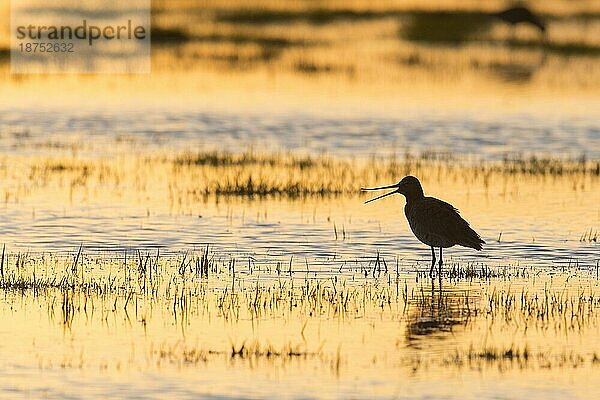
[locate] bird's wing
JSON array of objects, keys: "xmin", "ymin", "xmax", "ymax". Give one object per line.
[{"xmin": 420, "ymin": 197, "xmax": 484, "ymax": 249}]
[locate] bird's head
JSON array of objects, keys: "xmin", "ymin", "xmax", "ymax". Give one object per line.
[{"xmin": 361, "ymin": 175, "xmax": 424, "ymax": 203}]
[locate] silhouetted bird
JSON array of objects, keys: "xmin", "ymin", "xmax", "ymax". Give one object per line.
[
  {"xmin": 362, "ymin": 176, "xmax": 485, "ymax": 276},
  {"xmin": 492, "ymin": 6, "xmax": 546, "ymax": 33}
]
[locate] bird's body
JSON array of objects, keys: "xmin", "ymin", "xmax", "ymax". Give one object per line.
[
  {"xmin": 362, "ymin": 176, "xmax": 484, "ymax": 276},
  {"xmin": 492, "ymin": 6, "xmax": 546, "ymax": 33},
  {"xmin": 405, "ymin": 197, "xmax": 483, "ymax": 250}
]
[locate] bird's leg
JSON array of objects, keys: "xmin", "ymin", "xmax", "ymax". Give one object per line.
[
  {"xmin": 429, "ymin": 246, "xmax": 436, "ymax": 277},
  {"xmin": 438, "ymin": 247, "xmax": 443, "ymax": 276}
]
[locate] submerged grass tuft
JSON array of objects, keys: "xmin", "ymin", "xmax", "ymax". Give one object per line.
[
  {"xmin": 11, "ymin": 151, "xmax": 599, "ymax": 199},
  {"xmin": 0, "ymin": 244, "xmax": 599, "ymax": 373}
]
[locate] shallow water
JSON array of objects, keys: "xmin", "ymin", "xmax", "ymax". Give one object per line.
[
  {"xmin": 0, "ymin": 107, "xmax": 598, "ymax": 399},
  {"xmin": 0, "ymin": 193, "xmax": 597, "ymax": 270},
  {"xmin": 0, "ymin": 126, "xmax": 595, "ymax": 398},
  {"xmin": 1, "ymin": 261, "xmax": 600, "ymax": 400},
  {"xmin": 1, "ymin": 0, "xmax": 600, "ymax": 397},
  {"xmin": 0, "ymin": 101, "xmax": 598, "ymax": 267},
  {"xmin": 1, "ymin": 107, "xmax": 599, "ymax": 160}
]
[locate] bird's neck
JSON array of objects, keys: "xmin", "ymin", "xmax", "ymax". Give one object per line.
[{"xmin": 405, "ymin": 192, "xmax": 425, "ymax": 204}]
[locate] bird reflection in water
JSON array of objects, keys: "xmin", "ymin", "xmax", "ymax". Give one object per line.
[{"xmin": 405, "ymin": 280, "xmax": 473, "ymax": 349}]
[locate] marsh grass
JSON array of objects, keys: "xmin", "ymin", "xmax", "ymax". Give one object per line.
[
  {"xmin": 136, "ymin": 1, "xmax": 600, "ymax": 93},
  {"xmin": 502, "ymin": 40, "xmax": 600, "ymax": 56},
  {"xmin": 0, "ymin": 247, "xmax": 600, "ymax": 375},
  {"xmin": 214, "ymin": 8, "xmax": 403, "ymax": 25},
  {"xmin": 186, "ymin": 6, "xmax": 600, "ymax": 60},
  {"xmin": 151, "ymin": 26, "xmax": 194, "ymax": 44},
  {"xmin": 173, "ymin": 151, "xmax": 600, "ymax": 198},
  {"xmin": 426, "ymin": 262, "xmax": 531, "ymax": 281},
  {"xmin": 0, "ymin": 244, "xmax": 599, "ymax": 373},
  {"xmin": 16, "ymin": 151, "xmax": 598, "ymax": 199},
  {"xmin": 213, "ymin": 8, "xmax": 599, "ymax": 27},
  {"xmin": 174, "ymin": 151, "xmax": 319, "ymax": 168},
  {"xmin": 580, "ymin": 229, "xmax": 598, "ymax": 242},
  {"xmin": 195, "ymin": 33, "xmax": 318, "ymax": 48},
  {"xmin": 152, "ymin": 340, "xmax": 316, "ymax": 366},
  {"xmin": 4, "ymin": 1, "xmax": 600, "ymax": 99},
  {"xmin": 152, "ymin": 24, "xmax": 319, "ymax": 51}
]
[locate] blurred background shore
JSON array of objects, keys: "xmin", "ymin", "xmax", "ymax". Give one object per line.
[{"xmin": 1, "ymin": 0, "xmax": 599, "ymax": 116}]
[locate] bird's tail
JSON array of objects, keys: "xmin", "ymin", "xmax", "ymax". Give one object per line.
[{"xmin": 460, "ymin": 227, "xmax": 485, "ymax": 251}]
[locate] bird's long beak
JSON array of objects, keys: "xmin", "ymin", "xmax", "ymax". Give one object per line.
[{"xmin": 361, "ymin": 183, "xmax": 399, "ymax": 204}]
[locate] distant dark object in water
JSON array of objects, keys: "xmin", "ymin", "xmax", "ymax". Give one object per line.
[
  {"xmin": 151, "ymin": 26, "xmax": 192, "ymax": 44},
  {"xmin": 492, "ymin": 6, "xmax": 546, "ymax": 33},
  {"xmin": 362, "ymin": 176, "xmax": 485, "ymax": 277},
  {"xmin": 0, "ymin": 48, "xmax": 9, "ymax": 63}
]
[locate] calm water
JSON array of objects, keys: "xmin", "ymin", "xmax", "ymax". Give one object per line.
[
  {"xmin": 0, "ymin": 86, "xmax": 598, "ymax": 400},
  {"xmin": 0, "ymin": 106, "xmax": 598, "ymax": 271},
  {"xmin": 0, "ymin": 262, "xmax": 599, "ymax": 400},
  {"xmin": 1, "ymin": 1, "xmax": 600, "ymax": 395},
  {"xmin": 1, "ymin": 107, "xmax": 599, "ymax": 159}
]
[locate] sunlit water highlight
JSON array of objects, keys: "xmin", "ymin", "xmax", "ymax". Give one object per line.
[
  {"xmin": 1, "ymin": 0, "xmax": 599, "ymax": 394},
  {"xmin": 1, "ymin": 108, "xmax": 599, "ymax": 159}
]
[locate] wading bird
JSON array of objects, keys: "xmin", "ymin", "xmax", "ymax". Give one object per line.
[
  {"xmin": 492, "ymin": 5, "xmax": 546, "ymax": 34},
  {"xmin": 362, "ymin": 176, "xmax": 485, "ymax": 276}
]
